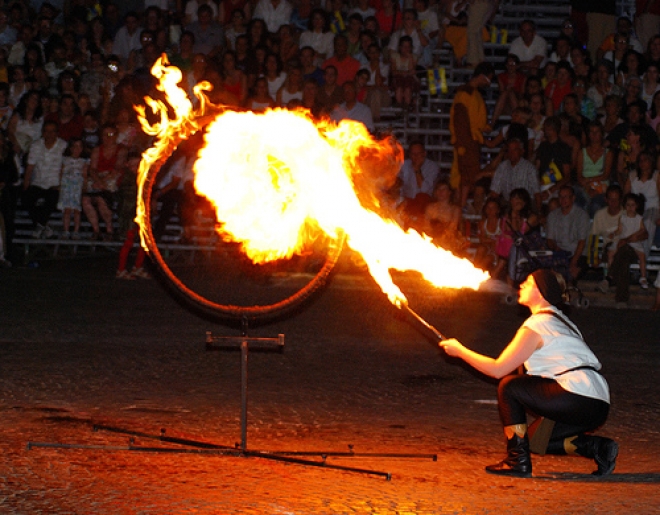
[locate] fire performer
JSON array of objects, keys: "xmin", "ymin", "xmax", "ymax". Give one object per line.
[{"xmin": 439, "ymin": 269, "xmax": 618, "ymax": 477}]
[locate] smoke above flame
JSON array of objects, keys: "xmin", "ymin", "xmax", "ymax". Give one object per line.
[{"xmin": 136, "ymin": 57, "xmax": 489, "ymax": 307}]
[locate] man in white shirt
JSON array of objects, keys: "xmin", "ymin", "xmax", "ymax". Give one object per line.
[
  {"xmin": 253, "ymin": 0, "xmax": 293, "ymax": 34},
  {"xmin": 509, "ymin": 19, "xmax": 548, "ymax": 76},
  {"xmin": 397, "ymin": 141, "xmax": 442, "ymax": 202},
  {"xmin": 23, "ymin": 121, "xmax": 67, "ymax": 238},
  {"xmin": 489, "ymin": 138, "xmax": 541, "ymax": 210},
  {"xmin": 330, "ymin": 81, "xmax": 374, "ymax": 132},
  {"xmin": 112, "ymin": 11, "xmax": 142, "ymax": 63}
]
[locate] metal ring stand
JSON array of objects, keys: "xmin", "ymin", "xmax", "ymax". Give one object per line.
[{"xmin": 26, "ymin": 122, "xmax": 438, "ymax": 480}]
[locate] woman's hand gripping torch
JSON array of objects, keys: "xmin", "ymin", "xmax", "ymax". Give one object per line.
[{"xmin": 396, "ymin": 300, "xmax": 464, "ymax": 358}]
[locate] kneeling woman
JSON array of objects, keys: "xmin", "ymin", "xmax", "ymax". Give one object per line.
[{"xmin": 440, "ymin": 269, "xmax": 617, "ymax": 477}]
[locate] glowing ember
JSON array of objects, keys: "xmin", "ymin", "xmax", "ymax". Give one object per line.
[{"xmin": 137, "ymin": 57, "xmax": 489, "ymax": 306}]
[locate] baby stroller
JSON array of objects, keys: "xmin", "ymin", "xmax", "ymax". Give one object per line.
[{"xmin": 505, "ymin": 225, "xmax": 590, "ymax": 308}]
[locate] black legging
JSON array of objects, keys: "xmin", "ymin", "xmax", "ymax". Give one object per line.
[{"xmin": 498, "ymin": 374, "xmax": 610, "ymax": 441}]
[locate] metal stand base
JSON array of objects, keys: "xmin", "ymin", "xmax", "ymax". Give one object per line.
[{"xmin": 27, "ymin": 318, "xmax": 437, "ymax": 480}]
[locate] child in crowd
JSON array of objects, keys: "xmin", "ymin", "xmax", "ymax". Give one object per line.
[
  {"xmin": 484, "ymin": 107, "xmax": 535, "ymax": 158},
  {"xmin": 473, "ymin": 197, "xmax": 502, "ymax": 271},
  {"xmin": 390, "ymin": 36, "xmax": 418, "ymax": 109},
  {"xmin": 609, "ymin": 193, "xmax": 649, "ymax": 288},
  {"xmin": 116, "ymin": 151, "xmax": 149, "ymax": 280},
  {"xmin": 82, "ymin": 110, "xmax": 100, "ymax": 155},
  {"xmin": 58, "ymin": 139, "xmax": 88, "ymax": 239}
]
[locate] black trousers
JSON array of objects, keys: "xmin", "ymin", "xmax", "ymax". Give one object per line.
[
  {"xmin": 497, "ymin": 374, "xmax": 610, "ymax": 441},
  {"xmin": 610, "ymin": 244, "xmax": 639, "ymax": 302},
  {"xmin": 22, "ymin": 185, "xmax": 59, "ymax": 227}
]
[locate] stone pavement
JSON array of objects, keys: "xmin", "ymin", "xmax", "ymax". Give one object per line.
[{"xmin": 1, "ymin": 255, "xmax": 659, "ymax": 514}]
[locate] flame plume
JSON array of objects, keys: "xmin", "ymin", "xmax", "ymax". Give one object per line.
[{"xmin": 136, "ymin": 57, "xmax": 489, "ymax": 308}]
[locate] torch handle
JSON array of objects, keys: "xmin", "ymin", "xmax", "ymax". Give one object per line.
[{"xmin": 401, "ymin": 304, "xmax": 447, "ymax": 341}]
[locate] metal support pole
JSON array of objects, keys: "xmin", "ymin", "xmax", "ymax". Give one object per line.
[{"xmin": 240, "ymin": 316, "xmax": 249, "ymax": 452}]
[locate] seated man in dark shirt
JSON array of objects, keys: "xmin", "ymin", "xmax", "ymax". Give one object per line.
[{"xmin": 534, "ymin": 115, "xmax": 572, "ymax": 202}]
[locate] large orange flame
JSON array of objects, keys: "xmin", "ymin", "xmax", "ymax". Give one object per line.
[{"xmin": 137, "ymin": 57, "xmax": 489, "ymax": 307}]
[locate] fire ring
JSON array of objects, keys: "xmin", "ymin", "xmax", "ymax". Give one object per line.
[{"xmin": 139, "ymin": 154, "xmax": 346, "ymax": 321}]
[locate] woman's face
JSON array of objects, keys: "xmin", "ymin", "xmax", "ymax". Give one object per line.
[
  {"xmin": 510, "ymin": 194, "xmax": 526, "ymax": 212},
  {"xmin": 529, "ymin": 95, "xmax": 543, "ymax": 113},
  {"xmin": 256, "ymin": 79, "xmax": 267, "ymax": 95},
  {"xmin": 625, "ymin": 198, "xmax": 638, "ymax": 216},
  {"xmin": 638, "ymin": 153, "xmax": 653, "ymax": 172},
  {"xmin": 626, "ymin": 79, "xmax": 642, "ymax": 97},
  {"xmin": 570, "ymin": 48, "xmax": 583, "ymax": 64},
  {"xmin": 27, "ymin": 92, "xmax": 39, "ymax": 109},
  {"xmin": 626, "ymin": 53, "xmax": 639, "ymax": 71},
  {"xmin": 312, "ymin": 13, "xmax": 324, "ymax": 31},
  {"xmin": 563, "ymin": 96, "xmax": 577, "ymax": 114},
  {"xmin": 265, "ymin": 55, "xmax": 277, "ymax": 72},
  {"xmin": 485, "ymin": 201, "xmax": 499, "ymax": 218},
  {"xmin": 598, "ymin": 65, "xmax": 611, "ymax": 82},
  {"xmin": 588, "ymin": 125, "xmax": 603, "ymax": 144},
  {"xmin": 646, "ymin": 66, "xmax": 659, "ymax": 84},
  {"xmin": 518, "ymin": 275, "xmax": 544, "ymax": 307},
  {"xmin": 557, "ymin": 67, "xmax": 570, "ymax": 85},
  {"xmin": 435, "ymin": 184, "xmax": 451, "ymax": 202}
]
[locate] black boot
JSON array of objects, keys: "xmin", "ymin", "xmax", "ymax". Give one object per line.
[
  {"xmin": 572, "ymin": 434, "xmax": 619, "ymax": 476},
  {"xmin": 486, "ymin": 427, "xmax": 532, "ymax": 477}
]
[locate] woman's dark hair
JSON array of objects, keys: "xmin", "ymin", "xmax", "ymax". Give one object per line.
[
  {"xmin": 308, "ymin": 8, "xmax": 329, "ymax": 32},
  {"xmin": 264, "ymin": 52, "xmax": 282, "ymax": 75},
  {"xmin": 622, "ymin": 192, "xmax": 645, "ymax": 215},
  {"xmin": 618, "ymin": 49, "xmax": 646, "ymax": 76},
  {"xmin": 650, "ymin": 90, "xmax": 660, "ymax": 118},
  {"xmin": 14, "ymin": 89, "xmax": 43, "ymax": 120},
  {"xmin": 64, "ymin": 137, "xmax": 83, "ymax": 157},
  {"xmin": 247, "ymin": 18, "xmax": 268, "ymax": 48},
  {"xmin": 508, "ymin": 187, "xmax": 532, "ymax": 218},
  {"xmin": 57, "ymin": 70, "xmax": 79, "ymax": 95},
  {"xmin": 482, "ymin": 197, "xmax": 501, "ymax": 217}
]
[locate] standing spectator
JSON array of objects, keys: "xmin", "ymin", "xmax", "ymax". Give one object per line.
[
  {"xmin": 330, "ymin": 80, "xmax": 374, "ymax": 132},
  {"xmin": 323, "ymin": 34, "xmax": 361, "ymax": 87},
  {"xmin": 509, "ymin": 19, "xmax": 548, "ymax": 76},
  {"xmin": 22, "ymin": 120, "xmax": 66, "ymax": 238},
  {"xmin": 0, "ymin": 9, "xmax": 17, "ymax": 49},
  {"xmin": 58, "ymin": 138, "xmax": 88, "ymax": 240},
  {"xmin": 187, "ymin": 4, "xmax": 224, "ymax": 58},
  {"xmin": 112, "ymin": 11, "xmax": 142, "ymax": 63},
  {"xmin": 253, "ymin": 0, "xmax": 293, "ymax": 35},
  {"xmin": 546, "ymin": 185, "xmax": 591, "ymax": 280},
  {"xmin": 490, "ymin": 138, "xmax": 541, "ymax": 211},
  {"xmin": 465, "ymin": 0, "xmax": 499, "ymax": 69},
  {"xmin": 449, "ymin": 62, "xmax": 494, "ymax": 207}
]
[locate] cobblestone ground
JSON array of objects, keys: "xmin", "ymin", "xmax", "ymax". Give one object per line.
[{"xmin": 1, "ymin": 256, "xmax": 659, "ymax": 514}]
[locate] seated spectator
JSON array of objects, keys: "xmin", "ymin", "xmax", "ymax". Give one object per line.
[
  {"xmin": 0, "ymin": 130, "xmax": 18, "ymax": 264},
  {"xmin": 519, "ymin": 75, "xmax": 553, "ymax": 116},
  {"xmin": 546, "ymin": 184, "xmax": 591, "ymax": 281},
  {"xmin": 375, "ymin": 0, "xmax": 402, "ymax": 42},
  {"xmin": 82, "ymin": 124, "xmax": 127, "ymax": 241},
  {"xmin": 527, "ymin": 93, "xmax": 547, "ymax": 152},
  {"xmin": 540, "ymin": 60, "xmax": 557, "ymax": 89},
  {"xmin": 562, "ymin": 94, "xmax": 589, "ymax": 142},
  {"xmin": 607, "ymin": 193, "xmax": 649, "ymax": 305},
  {"xmin": 484, "ymin": 107, "xmax": 535, "ymax": 158},
  {"xmin": 299, "ymin": 9, "xmax": 334, "ymax": 64},
  {"xmin": 544, "ymin": 61, "xmax": 573, "ymax": 113},
  {"xmin": 289, "ymin": 0, "xmax": 313, "ymax": 32},
  {"xmin": 597, "ymin": 16, "xmax": 644, "ymax": 62},
  {"xmin": 423, "ymin": 179, "xmax": 464, "ymax": 252},
  {"xmin": 588, "ymin": 183, "xmax": 621, "ymax": 272},
  {"xmin": 599, "ymin": 94, "xmax": 624, "ymax": 137},
  {"xmin": 300, "ymin": 78, "xmax": 322, "ymax": 117},
  {"xmin": 246, "ymin": 76, "xmax": 275, "ymax": 111},
  {"xmin": 263, "ymin": 52, "xmax": 286, "ymax": 100},
  {"xmin": 112, "ymin": 11, "xmax": 141, "ymax": 64},
  {"xmin": 81, "ymin": 110, "xmax": 100, "ymax": 156},
  {"xmin": 641, "ymin": 61, "xmax": 660, "ymax": 110},
  {"xmin": 351, "ymin": 0, "xmax": 376, "ymax": 21},
  {"xmin": 439, "ymin": 0, "xmax": 470, "ymax": 65},
  {"xmin": 224, "ymin": 8, "xmax": 248, "ymax": 50},
  {"xmin": 45, "ymin": 93, "xmax": 83, "ymax": 141},
  {"xmin": 463, "ymin": 177, "xmax": 490, "ymax": 216},
  {"xmin": 184, "ymin": 0, "xmax": 219, "ymax": 26},
  {"xmin": 577, "ymin": 121, "xmax": 613, "ymax": 217},
  {"xmin": 7, "ymin": 90, "xmax": 43, "ymax": 173},
  {"xmin": 414, "ymin": 0, "xmax": 440, "ymax": 68},
  {"xmin": 473, "ymin": 197, "xmax": 502, "ymax": 270},
  {"xmin": 489, "ymin": 54, "xmax": 525, "ymax": 127},
  {"xmin": 624, "ymin": 149, "xmax": 660, "ymax": 255},
  {"xmin": 114, "ymin": 107, "xmax": 140, "ymax": 149},
  {"xmin": 253, "ymin": 0, "xmax": 293, "ymax": 34},
  {"xmin": 363, "ymin": 43, "xmax": 390, "ymax": 122},
  {"xmin": 0, "ymin": 82, "xmax": 12, "ymax": 130},
  {"xmin": 570, "ymin": 46, "xmax": 592, "ymax": 79},
  {"xmin": 22, "ymin": 120, "xmax": 66, "ymax": 238},
  {"xmin": 572, "ymin": 76, "xmax": 596, "ymax": 121},
  {"xmin": 8, "ymin": 66, "xmax": 29, "ymax": 110},
  {"xmin": 647, "ymin": 90, "xmax": 660, "ymax": 130},
  {"xmin": 187, "ymin": 4, "xmax": 225, "ymax": 58},
  {"xmin": 601, "ymin": 33, "xmax": 629, "ymax": 77},
  {"xmin": 345, "ymin": 13, "xmax": 364, "ymax": 57},
  {"xmin": 616, "ymin": 49, "xmax": 645, "ymax": 88},
  {"xmin": 330, "ymin": 80, "xmax": 374, "ymax": 132},
  {"xmin": 322, "ymin": 34, "xmax": 361, "ymax": 86},
  {"xmin": 492, "ymin": 187, "xmax": 539, "ymax": 283},
  {"xmin": 316, "ymin": 65, "xmax": 344, "ymax": 114},
  {"xmin": 300, "ymin": 45, "xmax": 324, "ymax": 85},
  {"xmin": 221, "ymin": 50, "xmax": 248, "ymax": 105},
  {"xmin": 509, "ymin": 19, "xmax": 548, "ymax": 76},
  {"xmin": 276, "ymin": 63, "xmax": 303, "ymax": 107},
  {"xmin": 388, "ymin": 9, "xmax": 429, "ymax": 64},
  {"xmin": 489, "ymin": 137, "xmax": 541, "ymax": 210},
  {"xmin": 389, "ymin": 35, "xmax": 419, "ymax": 109},
  {"xmin": 549, "ymin": 34, "xmax": 573, "ymax": 65},
  {"xmin": 277, "ymin": 24, "xmax": 299, "ymax": 64}
]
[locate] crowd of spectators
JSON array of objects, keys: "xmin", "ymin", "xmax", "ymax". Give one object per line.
[{"xmin": 0, "ymin": 0, "xmax": 658, "ymax": 306}]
